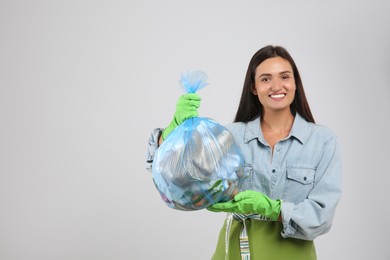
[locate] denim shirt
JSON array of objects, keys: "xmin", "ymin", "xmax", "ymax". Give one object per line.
[{"xmin": 146, "ymin": 113, "xmax": 342, "ymax": 241}]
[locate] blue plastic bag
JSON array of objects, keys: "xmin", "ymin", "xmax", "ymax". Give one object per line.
[{"xmin": 152, "ymin": 71, "xmax": 245, "ymax": 211}]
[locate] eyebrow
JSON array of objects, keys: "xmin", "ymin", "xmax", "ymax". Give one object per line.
[{"xmin": 258, "ymin": 71, "xmax": 292, "ymax": 77}]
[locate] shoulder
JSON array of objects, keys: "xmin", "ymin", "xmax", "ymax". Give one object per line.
[
  {"xmin": 224, "ymin": 117, "xmax": 262, "ymax": 145},
  {"xmin": 225, "ymin": 119, "xmax": 258, "ymax": 141},
  {"xmin": 294, "ymin": 114, "xmax": 337, "ymax": 145},
  {"xmin": 226, "ymin": 117, "xmax": 260, "ymax": 135},
  {"xmin": 226, "ymin": 121, "xmax": 246, "ymax": 133},
  {"xmin": 224, "ymin": 122, "xmax": 246, "ymax": 144},
  {"xmin": 309, "ymin": 123, "xmax": 338, "ymax": 143},
  {"xmin": 301, "ymin": 122, "xmax": 340, "ymax": 155}
]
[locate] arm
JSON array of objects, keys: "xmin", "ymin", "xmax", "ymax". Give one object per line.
[
  {"xmin": 146, "ymin": 128, "xmax": 163, "ymax": 173},
  {"xmin": 281, "ymin": 136, "xmax": 342, "ymax": 240},
  {"xmin": 158, "ymin": 134, "xmax": 163, "ymax": 146},
  {"xmin": 145, "ymin": 94, "xmax": 201, "ymax": 172}
]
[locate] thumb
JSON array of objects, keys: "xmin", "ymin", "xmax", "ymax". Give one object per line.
[{"xmin": 233, "ymin": 190, "xmax": 255, "ymax": 201}]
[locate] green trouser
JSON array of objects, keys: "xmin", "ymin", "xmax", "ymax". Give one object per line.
[{"xmin": 212, "ymin": 219, "xmax": 317, "ymax": 260}]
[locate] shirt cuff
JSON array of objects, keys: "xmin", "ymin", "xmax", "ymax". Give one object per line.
[
  {"xmin": 280, "ymin": 201, "xmax": 297, "ymax": 238},
  {"xmin": 146, "ymin": 128, "xmax": 163, "ymax": 172}
]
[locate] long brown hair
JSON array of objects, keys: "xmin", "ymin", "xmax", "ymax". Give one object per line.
[{"xmin": 234, "ymin": 45, "xmax": 315, "ymax": 123}]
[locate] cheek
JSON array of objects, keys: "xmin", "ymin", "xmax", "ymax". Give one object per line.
[
  {"xmin": 252, "ymin": 82, "xmax": 264, "ymax": 95},
  {"xmin": 290, "ymin": 92, "xmax": 296, "ymax": 102},
  {"xmin": 257, "ymin": 91, "xmax": 269, "ymax": 105},
  {"xmin": 287, "ymin": 82, "xmax": 296, "ymax": 95},
  {"xmin": 290, "ymin": 84, "xmax": 296, "ymax": 93},
  {"xmin": 290, "ymin": 81, "xmax": 296, "ymax": 91},
  {"xmin": 258, "ymin": 87, "xmax": 269, "ymax": 97}
]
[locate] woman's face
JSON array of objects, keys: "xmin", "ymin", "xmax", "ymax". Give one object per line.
[{"xmin": 253, "ymin": 56, "xmax": 296, "ymax": 114}]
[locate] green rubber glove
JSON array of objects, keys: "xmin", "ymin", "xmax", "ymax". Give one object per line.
[
  {"xmin": 207, "ymin": 190, "xmax": 281, "ymax": 221},
  {"xmin": 161, "ymin": 93, "xmax": 201, "ymax": 140}
]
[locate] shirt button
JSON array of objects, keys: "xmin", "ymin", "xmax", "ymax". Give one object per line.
[
  {"xmin": 303, "ymin": 177, "xmax": 307, "ymax": 181},
  {"xmin": 272, "ymin": 169, "xmax": 276, "ymax": 173},
  {"xmin": 276, "ymin": 148, "xmax": 281, "ymax": 152}
]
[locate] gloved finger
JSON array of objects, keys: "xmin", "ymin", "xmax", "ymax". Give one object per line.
[
  {"xmin": 208, "ymin": 201, "xmax": 237, "ymax": 211},
  {"xmin": 206, "ymin": 206, "xmax": 225, "ymax": 212},
  {"xmin": 207, "ymin": 205, "xmax": 234, "ymax": 213},
  {"xmin": 176, "ymin": 104, "xmax": 199, "ymax": 114},
  {"xmin": 183, "ymin": 99, "xmax": 201, "ymax": 108},
  {"xmin": 177, "ymin": 95, "xmax": 201, "ymax": 109},
  {"xmin": 183, "ymin": 93, "xmax": 201, "ymax": 101}
]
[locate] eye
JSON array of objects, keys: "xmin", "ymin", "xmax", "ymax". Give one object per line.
[
  {"xmin": 260, "ymin": 76, "xmax": 271, "ymax": 82},
  {"xmin": 281, "ymin": 74, "xmax": 290, "ymax": 80}
]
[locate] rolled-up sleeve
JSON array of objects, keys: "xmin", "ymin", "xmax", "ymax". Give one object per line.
[
  {"xmin": 281, "ymin": 136, "xmax": 342, "ymax": 240},
  {"xmin": 146, "ymin": 128, "xmax": 163, "ymax": 173}
]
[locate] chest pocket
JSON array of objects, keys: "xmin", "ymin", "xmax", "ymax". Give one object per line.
[
  {"xmin": 287, "ymin": 168, "xmax": 315, "ymax": 185},
  {"xmin": 283, "ymin": 167, "xmax": 315, "ymax": 202}
]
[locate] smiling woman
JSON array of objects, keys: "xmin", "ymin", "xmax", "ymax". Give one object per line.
[
  {"xmin": 146, "ymin": 45, "xmax": 342, "ymax": 260},
  {"xmin": 202, "ymin": 45, "xmax": 342, "ymax": 259}
]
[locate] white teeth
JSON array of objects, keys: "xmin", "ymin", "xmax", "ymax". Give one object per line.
[{"xmin": 270, "ymin": 94, "xmax": 285, "ymax": 98}]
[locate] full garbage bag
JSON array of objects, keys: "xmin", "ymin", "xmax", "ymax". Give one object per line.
[{"xmin": 152, "ymin": 71, "xmax": 245, "ymax": 211}]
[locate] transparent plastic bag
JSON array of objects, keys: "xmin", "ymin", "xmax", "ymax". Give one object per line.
[{"xmin": 152, "ymin": 71, "xmax": 245, "ymax": 211}]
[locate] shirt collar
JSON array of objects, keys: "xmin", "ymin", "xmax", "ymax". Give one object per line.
[
  {"xmin": 289, "ymin": 113, "xmax": 310, "ymax": 144},
  {"xmin": 244, "ymin": 113, "xmax": 311, "ymax": 144}
]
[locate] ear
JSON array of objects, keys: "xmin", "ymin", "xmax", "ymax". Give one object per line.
[{"xmin": 251, "ymin": 85, "xmax": 257, "ymax": 95}]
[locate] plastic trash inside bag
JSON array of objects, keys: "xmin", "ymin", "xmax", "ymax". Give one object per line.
[{"xmin": 152, "ymin": 71, "xmax": 245, "ymax": 211}]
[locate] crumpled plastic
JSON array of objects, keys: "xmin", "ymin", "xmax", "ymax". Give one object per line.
[{"xmin": 152, "ymin": 71, "xmax": 246, "ymax": 211}]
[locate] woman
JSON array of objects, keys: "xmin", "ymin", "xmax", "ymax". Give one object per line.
[{"xmin": 146, "ymin": 45, "xmax": 342, "ymax": 259}]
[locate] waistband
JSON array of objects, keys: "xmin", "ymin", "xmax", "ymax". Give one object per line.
[{"xmin": 225, "ymin": 213, "xmax": 273, "ymax": 260}]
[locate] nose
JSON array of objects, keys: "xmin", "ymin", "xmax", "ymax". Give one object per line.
[{"xmin": 270, "ymin": 79, "xmax": 282, "ymax": 91}]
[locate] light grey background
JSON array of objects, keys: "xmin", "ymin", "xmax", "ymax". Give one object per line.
[{"xmin": 1, "ymin": 0, "xmax": 389, "ymax": 259}]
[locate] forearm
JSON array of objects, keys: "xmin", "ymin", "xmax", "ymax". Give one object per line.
[
  {"xmin": 158, "ymin": 134, "xmax": 163, "ymax": 146},
  {"xmin": 278, "ymin": 197, "xmax": 339, "ymax": 240},
  {"xmin": 277, "ymin": 212, "xmax": 282, "ymax": 222}
]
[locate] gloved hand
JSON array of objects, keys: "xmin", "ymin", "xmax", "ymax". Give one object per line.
[
  {"xmin": 161, "ymin": 93, "xmax": 201, "ymax": 140},
  {"xmin": 207, "ymin": 190, "xmax": 281, "ymax": 221}
]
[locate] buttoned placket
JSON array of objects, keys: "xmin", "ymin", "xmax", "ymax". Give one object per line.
[{"xmin": 270, "ymin": 142, "xmax": 283, "ymax": 198}]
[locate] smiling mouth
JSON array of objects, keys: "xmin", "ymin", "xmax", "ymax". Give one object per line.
[{"xmin": 269, "ymin": 94, "xmax": 286, "ymax": 98}]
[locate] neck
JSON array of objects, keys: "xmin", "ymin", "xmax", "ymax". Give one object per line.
[{"xmin": 261, "ymin": 110, "xmax": 294, "ymax": 133}]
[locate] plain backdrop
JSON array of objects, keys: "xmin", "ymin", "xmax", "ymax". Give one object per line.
[{"xmin": 1, "ymin": 0, "xmax": 390, "ymax": 259}]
